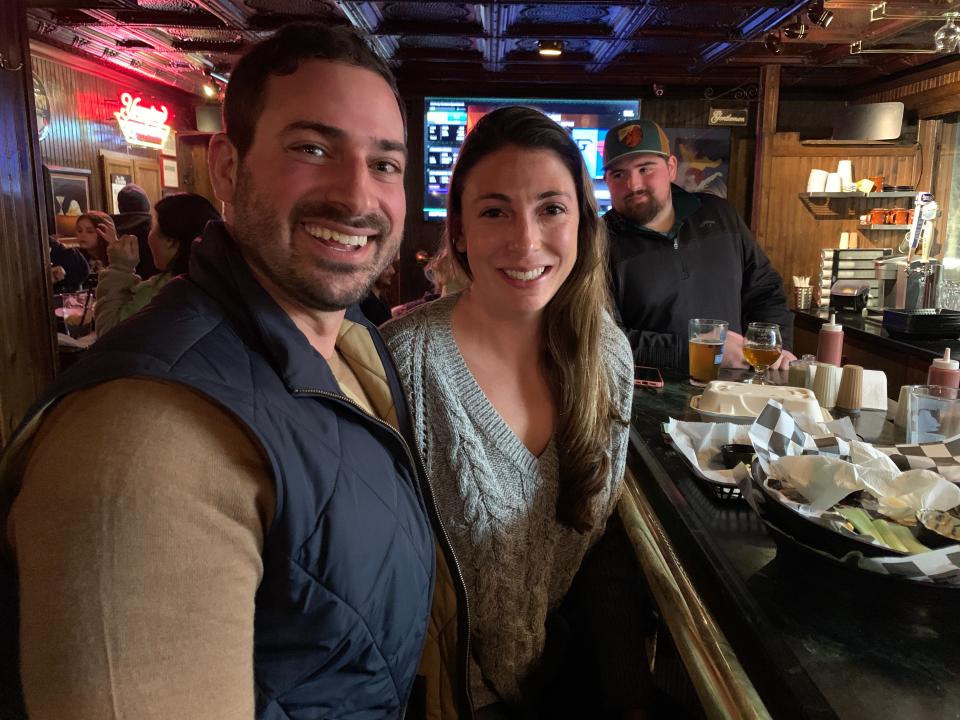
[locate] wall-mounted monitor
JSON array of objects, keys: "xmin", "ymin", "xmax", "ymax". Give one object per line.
[{"xmin": 423, "ymin": 97, "xmax": 641, "ymax": 221}]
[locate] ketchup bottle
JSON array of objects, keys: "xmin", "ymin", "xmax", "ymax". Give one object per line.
[
  {"xmin": 816, "ymin": 314, "xmax": 844, "ymax": 367},
  {"xmin": 928, "ymin": 348, "xmax": 960, "ymax": 388}
]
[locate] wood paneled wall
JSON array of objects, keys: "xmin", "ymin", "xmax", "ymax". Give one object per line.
[
  {"xmin": 0, "ymin": 0, "xmax": 56, "ymax": 445},
  {"xmin": 30, "ymin": 43, "xmax": 195, "ymax": 213},
  {"xmin": 754, "ymin": 132, "xmax": 924, "ymax": 290}
]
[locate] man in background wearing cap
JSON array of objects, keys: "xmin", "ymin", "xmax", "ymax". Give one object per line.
[
  {"xmin": 111, "ymin": 183, "xmax": 159, "ymax": 279},
  {"xmin": 602, "ymin": 118, "xmax": 795, "ymax": 371}
]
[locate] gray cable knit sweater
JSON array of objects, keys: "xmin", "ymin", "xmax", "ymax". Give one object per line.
[{"xmin": 382, "ymin": 294, "xmax": 634, "ymax": 708}]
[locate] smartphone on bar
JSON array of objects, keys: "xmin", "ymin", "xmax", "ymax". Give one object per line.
[{"xmin": 634, "ymin": 365, "xmax": 664, "ymax": 389}]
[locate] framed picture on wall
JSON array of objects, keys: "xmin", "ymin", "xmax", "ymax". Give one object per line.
[
  {"xmin": 663, "ymin": 127, "xmax": 731, "ymax": 199},
  {"xmin": 161, "ymin": 129, "xmax": 177, "ymax": 157},
  {"xmin": 161, "ymin": 156, "xmax": 179, "ymax": 188},
  {"xmin": 109, "ymin": 172, "xmax": 133, "ymax": 214},
  {"xmin": 46, "ymin": 165, "xmax": 92, "ymax": 240}
]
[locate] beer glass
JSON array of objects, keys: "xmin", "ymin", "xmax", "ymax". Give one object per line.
[
  {"xmin": 743, "ymin": 322, "xmax": 782, "ymax": 385},
  {"xmin": 688, "ymin": 319, "xmax": 728, "ymax": 386}
]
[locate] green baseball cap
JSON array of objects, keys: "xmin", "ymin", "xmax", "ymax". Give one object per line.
[{"xmin": 602, "ymin": 118, "xmax": 671, "ymax": 171}]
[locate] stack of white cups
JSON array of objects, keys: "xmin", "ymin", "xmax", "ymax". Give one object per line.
[
  {"xmin": 806, "ymin": 169, "xmax": 828, "ymax": 193},
  {"xmin": 837, "ymin": 160, "xmax": 854, "ymax": 191},
  {"xmin": 824, "ymin": 173, "xmax": 843, "ymax": 193}
]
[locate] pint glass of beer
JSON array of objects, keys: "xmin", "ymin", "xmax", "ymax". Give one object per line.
[{"xmin": 688, "ymin": 319, "xmax": 728, "ymax": 386}]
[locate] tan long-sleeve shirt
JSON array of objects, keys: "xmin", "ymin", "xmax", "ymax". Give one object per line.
[
  {"xmin": 7, "ymin": 320, "xmax": 392, "ymax": 719},
  {"xmin": 9, "ymin": 379, "xmax": 274, "ymax": 719}
]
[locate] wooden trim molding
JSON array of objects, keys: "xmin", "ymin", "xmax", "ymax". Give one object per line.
[
  {"xmin": 772, "ymin": 132, "xmax": 921, "ymax": 157},
  {"xmin": 618, "ymin": 467, "xmax": 772, "ymax": 720},
  {"xmin": 857, "ymin": 61, "xmax": 960, "ymax": 119},
  {"xmin": 751, "ymin": 64, "xmax": 780, "ymax": 238}
]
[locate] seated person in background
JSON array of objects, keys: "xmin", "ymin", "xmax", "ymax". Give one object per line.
[
  {"xmin": 73, "ymin": 211, "xmax": 114, "ymax": 284},
  {"xmin": 602, "ymin": 118, "xmax": 795, "ymax": 371},
  {"xmin": 111, "ymin": 183, "xmax": 159, "ymax": 280},
  {"xmin": 358, "ymin": 259, "xmax": 397, "ymax": 326},
  {"xmin": 383, "ymin": 106, "xmax": 654, "ymax": 719},
  {"xmin": 96, "ymin": 192, "xmax": 221, "ymax": 337},
  {"xmin": 49, "ymin": 236, "xmax": 89, "ymax": 293},
  {"xmin": 390, "ymin": 245, "xmax": 470, "ymax": 319}
]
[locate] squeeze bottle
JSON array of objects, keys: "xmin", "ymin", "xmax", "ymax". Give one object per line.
[
  {"xmin": 816, "ymin": 313, "xmax": 844, "ymax": 366},
  {"xmin": 928, "ymin": 348, "xmax": 960, "ymax": 388}
]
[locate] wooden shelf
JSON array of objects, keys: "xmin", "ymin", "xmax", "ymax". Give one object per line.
[{"xmin": 859, "ymin": 224, "xmax": 911, "ymax": 231}]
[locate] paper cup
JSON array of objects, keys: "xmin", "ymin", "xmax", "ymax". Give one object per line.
[
  {"xmin": 806, "ymin": 168, "xmax": 828, "ymax": 193},
  {"xmin": 837, "ymin": 159, "xmax": 853, "ymax": 187},
  {"xmin": 836, "ymin": 365, "xmax": 863, "ymax": 412},
  {"xmin": 894, "ymin": 384, "xmax": 920, "ymax": 428},
  {"xmin": 824, "ymin": 172, "xmax": 843, "ymax": 193},
  {"xmin": 812, "ymin": 363, "xmax": 842, "ymax": 408}
]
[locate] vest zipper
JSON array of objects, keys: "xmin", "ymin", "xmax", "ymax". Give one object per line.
[{"xmin": 292, "ymin": 387, "xmax": 475, "ymax": 718}]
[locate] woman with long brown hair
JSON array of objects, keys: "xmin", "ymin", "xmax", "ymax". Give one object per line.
[
  {"xmin": 73, "ymin": 211, "xmax": 114, "ymax": 281},
  {"xmin": 383, "ymin": 106, "xmax": 644, "ymax": 718}
]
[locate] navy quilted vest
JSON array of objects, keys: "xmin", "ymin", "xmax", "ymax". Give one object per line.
[{"xmin": 1, "ymin": 223, "xmax": 435, "ymax": 719}]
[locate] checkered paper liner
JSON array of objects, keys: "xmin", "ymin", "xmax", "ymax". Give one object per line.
[
  {"xmin": 742, "ymin": 400, "xmax": 960, "ymax": 587},
  {"xmin": 747, "ymin": 400, "xmax": 850, "ymax": 475},
  {"xmin": 663, "ymin": 409, "xmax": 857, "ymax": 501},
  {"xmin": 872, "ymin": 437, "xmax": 960, "ymax": 485}
]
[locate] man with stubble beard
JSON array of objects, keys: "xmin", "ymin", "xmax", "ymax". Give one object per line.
[
  {"xmin": 602, "ymin": 118, "xmax": 795, "ymax": 372},
  {"xmin": 1, "ymin": 24, "xmax": 439, "ymax": 720}
]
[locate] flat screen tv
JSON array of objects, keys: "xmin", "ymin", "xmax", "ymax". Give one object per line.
[{"xmin": 423, "ymin": 97, "xmax": 641, "ymax": 221}]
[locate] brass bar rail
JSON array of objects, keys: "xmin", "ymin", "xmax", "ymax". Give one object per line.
[{"xmin": 619, "ymin": 465, "xmax": 772, "ymax": 720}]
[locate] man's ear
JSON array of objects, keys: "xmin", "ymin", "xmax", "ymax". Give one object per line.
[
  {"xmin": 208, "ymin": 132, "xmax": 240, "ymax": 206},
  {"xmin": 666, "ymin": 155, "xmax": 678, "ymax": 182}
]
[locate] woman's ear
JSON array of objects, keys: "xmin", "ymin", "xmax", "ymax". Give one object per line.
[{"xmin": 450, "ymin": 216, "xmax": 466, "ymax": 253}]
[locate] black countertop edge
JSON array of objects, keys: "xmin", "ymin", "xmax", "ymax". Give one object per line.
[
  {"xmin": 627, "ymin": 433, "xmax": 839, "ymax": 720},
  {"xmin": 793, "ymin": 309, "xmax": 959, "ymax": 361}
]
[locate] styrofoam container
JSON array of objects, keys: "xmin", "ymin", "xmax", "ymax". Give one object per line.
[{"xmin": 692, "ymin": 381, "xmax": 827, "ymax": 423}]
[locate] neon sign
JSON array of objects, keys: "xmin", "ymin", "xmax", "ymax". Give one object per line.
[{"xmin": 114, "ymin": 92, "xmax": 171, "ymax": 150}]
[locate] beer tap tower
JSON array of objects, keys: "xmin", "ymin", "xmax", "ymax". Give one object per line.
[{"xmin": 896, "ymin": 191, "xmax": 941, "ymax": 309}]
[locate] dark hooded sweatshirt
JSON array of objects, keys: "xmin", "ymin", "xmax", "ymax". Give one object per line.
[{"xmin": 604, "ymin": 184, "xmax": 793, "ymax": 370}]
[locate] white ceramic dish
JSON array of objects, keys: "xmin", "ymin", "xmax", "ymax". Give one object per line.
[{"xmin": 689, "ymin": 394, "xmax": 833, "ymax": 425}]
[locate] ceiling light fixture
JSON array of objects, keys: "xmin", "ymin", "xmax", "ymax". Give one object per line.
[
  {"xmin": 200, "ymin": 74, "xmax": 219, "ymax": 98},
  {"xmin": 783, "ymin": 17, "xmax": 809, "ymax": 40},
  {"xmin": 538, "ymin": 40, "xmax": 563, "ymax": 57},
  {"xmin": 806, "ymin": 0, "xmax": 833, "ymax": 29}
]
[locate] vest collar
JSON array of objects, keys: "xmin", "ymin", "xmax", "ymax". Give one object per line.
[{"xmin": 188, "ymin": 222, "xmax": 377, "ymax": 395}]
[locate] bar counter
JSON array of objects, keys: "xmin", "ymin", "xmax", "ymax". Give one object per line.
[
  {"xmin": 620, "ymin": 372, "xmax": 960, "ymax": 720},
  {"xmin": 793, "ymin": 309, "xmax": 960, "ymax": 395}
]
